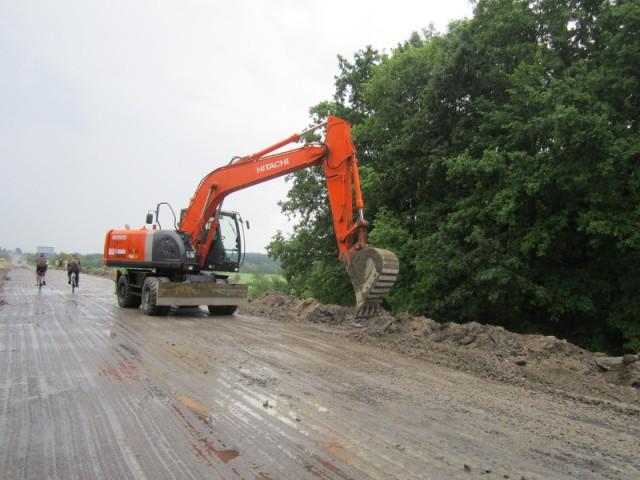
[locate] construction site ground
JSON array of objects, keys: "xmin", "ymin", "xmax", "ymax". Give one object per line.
[{"xmin": 0, "ymin": 265, "xmax": 638, "ymax": 479}]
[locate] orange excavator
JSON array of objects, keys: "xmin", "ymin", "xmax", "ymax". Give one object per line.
[{"xmin": 103, "ymin": 116, "xmax": 399, "ymax": 317}]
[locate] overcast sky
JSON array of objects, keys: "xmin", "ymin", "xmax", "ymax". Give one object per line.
[{"xmin": 0, "ymin": 0, "xmax": 472, "ymax": 255}]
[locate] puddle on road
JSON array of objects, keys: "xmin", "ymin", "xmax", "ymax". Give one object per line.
[
  {"xmin": 98, "ymin": 362, "xmax": 140, "ymax": 383},
  {"xmin": 178, "ymin": 393, "xmax": 209, "ymax": 416},
  {"xmin": 190, "ymin": 441, "xmax": 239, "ymax": 465},
  {"xmin": 175, "ymin": 393, "xmax": 241, "ymax": 465},
  {"xmin": 213, "ymin": 446, "xmax": 239, "ymax": 464}
]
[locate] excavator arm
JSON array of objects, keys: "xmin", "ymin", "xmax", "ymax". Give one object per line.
[{"xmin": 179, "ymin": 115, "xmax": 398, "ymax": 316}]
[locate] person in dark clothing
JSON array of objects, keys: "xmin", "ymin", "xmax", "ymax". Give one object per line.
[
  {"xmin": 67, "ymin": 255, "xmax": 81, "ymax": 287},
  {"xmin": 36, "ymin": 253, "xmax": 48, "ymax": 286}
]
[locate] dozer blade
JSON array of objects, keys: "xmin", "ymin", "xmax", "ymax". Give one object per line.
[{"xmin": 343, "ymin": 247, "xmax": 399, "ymax": 318}]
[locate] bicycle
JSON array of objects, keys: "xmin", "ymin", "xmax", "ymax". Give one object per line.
[
  {"xmin": 70, "ymin": 271, "xmax": 77, "ymax": 293},
  {"xmin": 36, "ymin": 270, "xmax": 45, "ymax": 292}
]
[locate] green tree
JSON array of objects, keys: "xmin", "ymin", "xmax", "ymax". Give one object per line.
[{"xmin": 272, "ymin": 0, "xmax": 640, "ymax": 353}]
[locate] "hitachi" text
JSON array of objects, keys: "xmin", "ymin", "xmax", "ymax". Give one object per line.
[{"xmin": 257, "ymin": 158, "xmax": 289, "ymax": 174}]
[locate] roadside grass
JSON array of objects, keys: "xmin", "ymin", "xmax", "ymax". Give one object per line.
[
  {"xmin": 0, "ymin": 259, "xmax": 9, "ymax": 284},
  {"xmin": 230, "ymin": 272, "xmax": 288, "ymax": 299},
  {"xmin": 230, "ymin": 273, "xmax": 261, "ymax": 283},
  {"xmin": 84, "ymin": 267, "xmax": 114, "ymax": 277}
]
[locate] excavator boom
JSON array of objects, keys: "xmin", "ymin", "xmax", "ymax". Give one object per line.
[{"xmin": 180, "ymin": 115, "xmax": 399, "ymax": 315}]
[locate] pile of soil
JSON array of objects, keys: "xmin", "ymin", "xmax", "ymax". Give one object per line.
[{"xmin": 240, "ymin": 291, "xmax": 640, "ymax": 409}]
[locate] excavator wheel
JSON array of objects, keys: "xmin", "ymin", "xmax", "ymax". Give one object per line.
[
  {"xmin": 116, "ymin": 275, "xmax": 141, "ymax": 308},
  {"xmin": 141, "ymin": 277, "xmax": 171, "ymax": 316},
  {"xmin": 343, "ymin": 247, "xmax": 399, "ymax": 318}
]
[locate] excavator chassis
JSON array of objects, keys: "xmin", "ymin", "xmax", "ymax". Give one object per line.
[
  {"xmin": 343, "ymin": 247, "xmax": 400, "ymax": 317},
  {"xmin": 114, "ymin": 268, "xmax": 248, "ymax": 316}
]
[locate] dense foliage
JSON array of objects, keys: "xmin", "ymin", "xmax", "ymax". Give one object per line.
[{"xmin": 268, "ymin": 0, "xmax": 640, "ymax": 353}]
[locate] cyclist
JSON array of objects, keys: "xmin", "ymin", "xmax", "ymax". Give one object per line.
[
  {"xmin": 67, "ymin": 254, "xmax": 81, "ymax": 288},
  {"xmin": 36, "ymin": 253, "xmax": 49, "ymax": 286}
]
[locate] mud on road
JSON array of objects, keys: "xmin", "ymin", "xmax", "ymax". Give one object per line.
[{"xmin": 1, "ymin": 267, "xmax": 639, "ymax": 479}]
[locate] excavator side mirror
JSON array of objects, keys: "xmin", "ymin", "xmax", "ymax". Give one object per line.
[
  {"xmin": 245, "ymin": 220, "xmax": 250, "ymax": 230},
  {"xmin": 146, "ymin": 212, "xmax": 154, "ymax": 225}
]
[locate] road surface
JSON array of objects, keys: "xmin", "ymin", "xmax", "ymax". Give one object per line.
[{"xmin": 1, "ymin": 266, "xmax": 638, "ymax": 479}]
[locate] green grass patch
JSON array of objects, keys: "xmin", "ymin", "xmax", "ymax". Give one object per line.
[{"xmin": 228, "ymin": 272, "xmax": 289, "ymax": 299}]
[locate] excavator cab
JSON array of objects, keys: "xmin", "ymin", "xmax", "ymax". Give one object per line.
[{"xmin": 203, "ymin": 211, "xmax": 244, "ymax": 272}]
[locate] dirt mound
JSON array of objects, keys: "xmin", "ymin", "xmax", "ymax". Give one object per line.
[{"xmin": 240, "ymin": 292, "xmax": 640, "ymax": 407}]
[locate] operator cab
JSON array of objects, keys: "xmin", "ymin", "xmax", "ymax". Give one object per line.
[{"xmin": 203, "ymin": 211, "xmax": 244, "ymax": 272}]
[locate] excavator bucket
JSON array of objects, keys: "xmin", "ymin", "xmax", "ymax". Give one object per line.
[{"xmin": 343, "ymin": 247, "xmax": 400, "ymax": 317}]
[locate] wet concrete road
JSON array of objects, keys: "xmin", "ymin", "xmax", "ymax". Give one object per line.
[{"xmin": 1, "ymin": 267, "xmax": 638, "ymax": 480}]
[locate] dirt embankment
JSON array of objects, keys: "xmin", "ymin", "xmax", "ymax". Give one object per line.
[{"xmin": 240, "ymin": 292, "xmax": 640, "ymax": 410}]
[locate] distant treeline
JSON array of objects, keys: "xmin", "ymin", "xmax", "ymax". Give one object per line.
[
  {"xmin": 22, "ymin": 252, "xmax": 105, "ymax": 269},
  {"xmin": 11, "ymin": 249, "xmax": 280, "ymax": 274},
  {"xmin": 240, "ymin": 252, "xmax": 281, "ymax": 275}
]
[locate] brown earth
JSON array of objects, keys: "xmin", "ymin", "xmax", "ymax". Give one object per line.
[{"xmin": 239, "ymin": 291, "xmax": 640, "ymax": 410}]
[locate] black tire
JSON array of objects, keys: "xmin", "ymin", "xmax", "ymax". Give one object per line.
[
  {"xmin": 117, "ymin": 275, "xmax": 141, "ymax": 308},
  {"xmin": 141, "ymin": 277, "xmax": 170, "ymax": 316},
  {"xmin": 207, "ymin": 305, "xmax": 237, "ymax": 315}
]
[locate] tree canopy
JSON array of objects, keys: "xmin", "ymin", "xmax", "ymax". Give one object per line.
[{"xmin": 268, "ymin": 0, "xmax": 640, "ymax": 354}]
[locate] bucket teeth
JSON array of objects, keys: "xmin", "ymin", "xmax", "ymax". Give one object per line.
[{"xmin": 342, "ymin": 247, "xmax": 399, "ymax": 318}]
